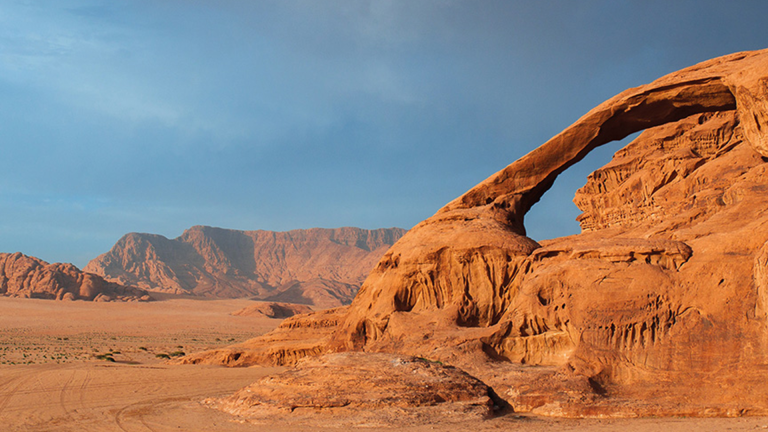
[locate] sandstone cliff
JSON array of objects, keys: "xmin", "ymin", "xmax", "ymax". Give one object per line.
[
  {"xmin": 85, "ymin": 226, "xmax": 405, "ymax": 307},
  {"xmin": 183, "ymin": 49, "xmax": 768, "ymax": 418},
  {"xmin": 0, "ymin": 252, "xmax": 148, "ymax": 301}
]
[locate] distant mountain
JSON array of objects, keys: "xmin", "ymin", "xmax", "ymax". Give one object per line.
[
  {"xmin": 0, "ymin": 252, "xmax": 149, "ymax": 301},
  {"xmin": 85, "ymin": 226, "xmax": 406, "ymax": 307}
]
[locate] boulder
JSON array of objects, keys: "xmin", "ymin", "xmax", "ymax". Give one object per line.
[
  {"xmin": 231, "ymin": 301, "xmax": 313, "ymax": 319},
  {"xmin": 206, "ymin": 353, "xmax": 494, "ymax": 427}
]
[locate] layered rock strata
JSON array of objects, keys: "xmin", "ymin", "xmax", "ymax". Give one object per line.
[
  {"xmin": 0, "ymin": 252, "xmax": 149, "ymax": 301},
  {"xmin": 206, "ymin": 352, "xmax": 494, "ymax": 427},
  {"xmin": 180, "ymin": 306, "xmax": 348, "ymax": 367},
  {"xmin": 189, "ymin": 49, "xmax": 768, "ymax": 417},
  {"xmin": 85, "ymin": 226, "xmax": 404, "ymax": 307}
]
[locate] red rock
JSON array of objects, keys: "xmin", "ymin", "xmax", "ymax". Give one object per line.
[
  {"xmin": 178, "ymin": 306, "xmax": 348, "ymax": 367},
  {"xmin": 85, "ymin": 226, "xmax": 405, "ymax": 306},
  {"xmin": 0, "ymin": 252, "xmax": 149, "ymax": 302},
  {"xmin": 207, "ymin": 352, "xmax": 494, "ymax": 427},
  {"xmin": 191, "ymin": 49, "xmax": 768, "ymax": 417},
  {"xmin": 231, "ymin": 301, "xmax": 313, "ymax": 318}
]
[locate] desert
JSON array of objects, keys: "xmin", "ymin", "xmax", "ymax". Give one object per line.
[
  {"xmin": 4, "ymin": 2, "xmax": 768, "ymax": 431},
  {"xmin": 4, "ymin": 47, "xmax": 768, "ymax": 431},
  {"xmin": 0, "ymin": 298, "xmax": 767, "ymax": 431}
]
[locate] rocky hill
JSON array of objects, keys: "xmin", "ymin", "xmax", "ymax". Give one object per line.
[
  {"xmin": 0, "ymin": 252, "xmax": 148, "ymax": 301},
  {"xmin": 180, "ymin": 48, "xmax": 768, "ymax": 417},
  {"xmin": 85, "ymin": 226, "xmax": 405, "ymax": 307}
]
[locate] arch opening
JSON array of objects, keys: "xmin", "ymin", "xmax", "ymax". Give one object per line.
[{"xmin": 524, "ymin": 133, "xmax": 639, "ymax": 242}]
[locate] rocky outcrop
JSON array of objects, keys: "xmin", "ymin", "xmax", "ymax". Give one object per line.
[
  {"xmin": 85, "ymin": 226, "xmax": 405, "ymax": 306},
  {"xmin": 231, "ymin": 301, "xmax": 313, "ymax": 319},
  {"xmin": 188, "ymin": 49, "xmax": 768, "ymax": 417},
  {"xmin": 206, "ymin": 352, "xmax": 494, "ymax": 427},
  {"xmin": 0, "ymin": 252, "xmax": 149, "ymax": 301},
  {"xmin": 178, "ymin": 306, "xmax": 349, "ymax": 367}
]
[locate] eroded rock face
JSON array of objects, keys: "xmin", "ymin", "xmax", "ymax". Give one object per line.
[
  {"xmin": 178, "ymin": 306, "xmax": 348, "ymax": 367},
  {"xmin": 322, "ymin": 50, "xmax": 768, "ymax": 407},
  {"xmin": 85, "ymin": 226, "xmax": 404, "ymax": 306},
  {"xmin": 207, "ymin": 353, "xmax": 494, "ymax": 427},
  {"xmin": 190, "ymin": 49, "xmax": 768, "ymax": 417},
  {"xmin": 574, "ymin": 111, "xmax": 741, "ymax": 232},
  {"xmin": 0, "ymin": 252, "xmax": 149, "ymax": 301}
]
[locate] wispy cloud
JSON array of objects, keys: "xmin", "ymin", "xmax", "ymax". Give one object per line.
[{"xmin": 1, "ymin": 0, "xmax": 768, "ymax": 266}]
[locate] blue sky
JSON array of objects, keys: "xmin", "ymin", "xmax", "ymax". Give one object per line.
[{"xmin": 1, "ymin": 1, "xmax": 767, "ymax": 268}]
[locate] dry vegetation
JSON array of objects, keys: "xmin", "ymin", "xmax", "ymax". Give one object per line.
[
  {"xmin": 0, "ymin": 297, "xmax": 274, "ymax": 367},
  {"xmin": 0, "ymin": 329, "xmax": 242, "ymax": 365}
]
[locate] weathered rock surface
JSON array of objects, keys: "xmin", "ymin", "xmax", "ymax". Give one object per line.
[
  {"xmin": 231, "ymin": 301, "xmax": 313, "ymax": 319},
  {"xmin": 262, "ymin": 278, "xmax": 358, "ymax": 310},
  {"xmin": 206, "ymin": 352, "xmax": 494, "ymax": 427},
  {"xmin": 0, "ymin": 252, "xmax": 149, "ymax": 301},
  {"xmin": 189, "ymin": 48, "xmax": 768, "ymax": 417},
  {"xmin": 85, "ymin": 226, "xmax": 404, "ymax": 306},
  {"xmin": 178, "ymin": 306, "xmax": 348, "ymax": 367}
]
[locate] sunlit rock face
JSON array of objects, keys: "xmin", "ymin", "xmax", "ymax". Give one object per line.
[
  {"xmin": 0, "ymin": 252, "xmax": 148, "ymax": 301},
  {"xmin": 189, "ymin": 49, "xmax": 768, "ymax": 416},
  {"xmin": 85, "ymin": 226, "xmax": 405, "ymax": 307},
  {"xmin": 209, "ymin": 352, "xmax": 494, "ymax": 426}
]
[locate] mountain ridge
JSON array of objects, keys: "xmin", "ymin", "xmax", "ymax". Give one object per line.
[
  {"xmin": 85, "ymin": 225, "xmax": 405, "ymax": 307},
  {"xmin": 0, "ymin": 252, "xmax": 148, "ymax": 302}
]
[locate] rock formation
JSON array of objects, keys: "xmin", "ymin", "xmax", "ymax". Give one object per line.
[
  {"xmin": 231, "ymin": 301, "xmax": 313, "ymax": 319},
  {"xmin": 85, "ymin": 226, "xmax": 405, "ymax": 307},
  {"xmin": 180, "ymin": 306, "xmax": 349, "ymax": 367},
  {"xmin": 188, "ymin": 48, "xmax": 768, "ymax": 417},
  {"xmin": 0, "ymin": 252, "xmax": 149, "ymax": 301},
  {"xmin": 206, "ymin": 352, "xmax": 494, "ymax": 427}
]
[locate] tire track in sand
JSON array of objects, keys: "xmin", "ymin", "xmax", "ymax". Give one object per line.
[{"xmin": 0, "ymin": 372, "xmax": 36, "ymax": 416}]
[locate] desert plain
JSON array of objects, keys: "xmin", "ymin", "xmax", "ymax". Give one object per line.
[{"xmin": 0, "ymin": 296, "xmax": 765, "ymax": 432}]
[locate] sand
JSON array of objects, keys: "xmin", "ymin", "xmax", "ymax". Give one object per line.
[{"xmin": 0, "ymin": 297, "xmax": 766, "ymax": 431}]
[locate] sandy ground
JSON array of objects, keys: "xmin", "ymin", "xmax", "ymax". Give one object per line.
[{"xmin": 1, "ymin": 297, "xmax": 768, "ymax": 431}]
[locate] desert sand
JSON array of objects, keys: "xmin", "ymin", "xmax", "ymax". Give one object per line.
[{"xmin": 0, "ymin": 297, "xmax": 766, "ymax": 431}]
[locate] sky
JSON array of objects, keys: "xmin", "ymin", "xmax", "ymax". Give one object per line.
[{"xmin": 1, "ymin": 0, "xmax": 768, "ymax": 268}]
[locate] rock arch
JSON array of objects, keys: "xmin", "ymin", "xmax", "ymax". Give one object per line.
[
  {"xmin": 331, "ymin": 49, "xmax": 768, "ymax": 351},
  {"xmin": 184, "ymin": 48, "xmax": 768, "ymax": 416}
]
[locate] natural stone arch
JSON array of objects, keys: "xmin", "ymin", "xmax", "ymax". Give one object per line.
[
  {"xmin": 442, "ymin": 50, "xmax": 767, "ymax": 237},
  {"xmin": 181, "ymin": 48, "xmax": 768, "ymax": 417},
  {"xmin": 330, "ymin": 49, "xmax": 768, "ymax": 351},
  {"xmin": 443, "ymin": 78, "xmax": 733, "ymax": 235}
]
